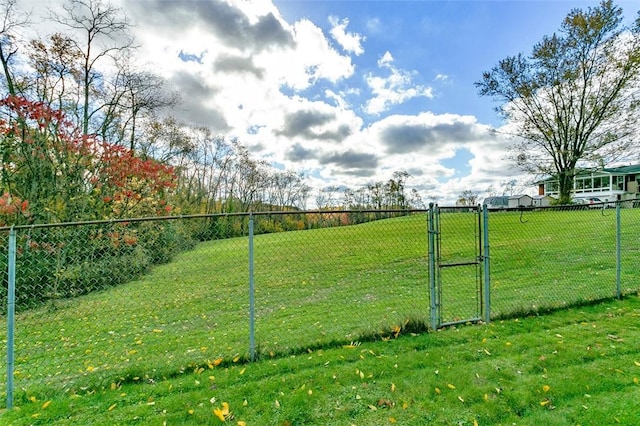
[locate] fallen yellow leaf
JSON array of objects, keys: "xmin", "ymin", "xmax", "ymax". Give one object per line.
[
  {"xmin": 213, "ymin": 402, "xmax": 230, "ymax": 422},
  {"xmin": 42, "ymin": 400, "xmax": 51, "ymax": 409},
  {"xmin": 447, "ymin": 384, "xmax": 456, "ymax": 389},
  {"xmin": 542, "ymin": 385, "xmax": 550, "ymax": 392},
  {"xmin": 108, "ymin": 403, "xmax": 117, "ymax": 411},
  {"xmin": 213, "ymin": 408, "xmax": 226, "ymax": 422}
]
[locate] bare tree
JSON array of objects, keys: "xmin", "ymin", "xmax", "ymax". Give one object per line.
[
  {"xmin": 315, "ymin": 185, "xmax": 342, "ymax": 209},
  {"xmin": 266, "ymin": 170, "xmax": 310, "ymax": 210},
  {"xmin": 476, "ymin": 1, "xmax": 640, "ymax": 203},
  {"xmin": 52, "ymin": 0, "xmax": 134, "ymax": 135},
  {"xmin": 496, "ymin": 179, "xmax": 517, "ymax": 196},
  {"xmin": 385, "ymin": 170, "xmax": 410, "ymax": 209},
  {"xmin": 227, "ymin": 144, "xmax": 269, "ymax": 212},
  {"xmin": 27, "ymin": 33, "xmax": 83, "ymax": 113},
  {"xmin": 0, "ymin": 0, "xmax": 29, "ymax": 96},
  {"xmin": 99, "ymin": 56, "xmax": 178, "ymax": 149},
  {"xmin": 458, "ymin": 189, "xmax": 480, "ymax": 206}
]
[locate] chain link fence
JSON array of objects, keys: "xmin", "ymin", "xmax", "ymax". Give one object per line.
[
  {"xmin": 0, "ymin": 211, "xmax": 430, "ymax": 408},
  {"xmin": 488, "ymin": 203, "xmax": 640, "ymax": 317},
  {"xmin": 0, "ymin": 203, "xmax": 639, "ymax": 408}
]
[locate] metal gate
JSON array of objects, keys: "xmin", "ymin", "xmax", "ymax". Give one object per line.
[{"xmin": 428, "ymin": 204, "xmax": 490, "ymax": 329}]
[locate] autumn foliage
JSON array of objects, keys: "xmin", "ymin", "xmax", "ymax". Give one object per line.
[{"xmin": 0, "ymin": 95, "xmax": 176, "ymax": 224}]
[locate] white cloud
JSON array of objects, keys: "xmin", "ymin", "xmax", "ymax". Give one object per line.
[
  {"xmin": 328, "ymin": 16, "xmax": 365, "ymax": 55},
  {"xmin": 16, "ymin": 0, "xmax": 527, "ymax": 206},
  {"xmin": 379, "ymin": 51, "xmax": 394, "ymax": 67},
  {"xmin": 364, "ymin": 52, "xmax": 434, "ymax": 115},
  {"xmin": 274, "ymin": 18, "xmax": 355, "ymax": 90},
  {"xmin": 366, "ymin": 17, "xmax": 381, "ymax": 33}
]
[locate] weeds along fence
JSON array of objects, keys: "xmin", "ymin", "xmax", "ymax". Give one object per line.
[{"xmin": 1, "ymin": 203, "xmax": 639, "ymax": 409}]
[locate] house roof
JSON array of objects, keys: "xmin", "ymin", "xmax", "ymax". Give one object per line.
[
  {"xmin": 509, "ymin": 194, "xmax": 532, "ymax": 200},
  {"xmin": 483, "ymin": 196, "xmax": 509, "ymax": 205},
  {"xmin": 603, "ymin": 164, "xmax": 640, "ymax": 174},
  {"xmin": 538, "ymin": 163, "xmax": 640, "ymax": 183}
]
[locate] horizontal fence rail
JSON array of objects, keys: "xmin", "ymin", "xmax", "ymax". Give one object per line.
[{"xmin": 1, "ymin": 201, "xmax": 639, "ymax": 409}]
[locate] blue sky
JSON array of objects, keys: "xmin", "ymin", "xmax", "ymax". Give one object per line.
[
  {"xmin": 273, "ymin": 0, "xmax": 638, "ymax": 126},
  {"xmin": 27, "ymin": 0, "xmax": 640, "ymax": 204}
]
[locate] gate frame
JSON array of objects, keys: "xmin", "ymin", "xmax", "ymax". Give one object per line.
[{"xmin": 428, "ymin": 203, "xmax": 491, "ymax": 329}]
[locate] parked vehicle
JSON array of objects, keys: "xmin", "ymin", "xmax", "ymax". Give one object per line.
[
  {"xmin": 573, "ymin": 197, "xmax": 614, "ymax": 208},
  {"xmin": 571, "ymin": 198, "xmax": 588, "ymax": 208},
  {"xmin": 586, "ymin": 197, "xmax": 602, "ymax": 207}
]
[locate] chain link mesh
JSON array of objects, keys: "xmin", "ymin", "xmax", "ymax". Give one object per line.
[
  {"xmin": 488, "ymin": 204, "xmax": 638, "ymax": 317},
  {"xmin": 0, "ymin": 211, "xmax": 429, "ymax": 405},
  {"xmin": 0, "ymin": 204, "xmax": 638, "ymax": 407}
]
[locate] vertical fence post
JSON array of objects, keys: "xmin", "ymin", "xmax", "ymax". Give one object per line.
[
  {"xmin": 6, "ymin": 228, "xmax": 16, "ymax": 409},
  {"xmin": 482, "ymin": 205, "xmax": 491, "ymax": 323},
  {"xmin": 616, "ymin": 202, "xmax": 621, "ymax": 300},
  {"xmin": 248, "ymin": 215, "xmax": 256, "ymax": 361},
  {"xmin": 427, "ymin": 204, "xmax": 438, "ymax": 330}
]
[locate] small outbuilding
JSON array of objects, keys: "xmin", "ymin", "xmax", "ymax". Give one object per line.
[
  {"xmin": 482, "ymin": 196, "xmax": 509, "ymax": 209},
  {"xmin": 508, "ymin": 194, "xmax": 533, "ymax": 208},
  {"xmin": 532, "ymin": 194, "xmax": 555, "ymax": 207}
]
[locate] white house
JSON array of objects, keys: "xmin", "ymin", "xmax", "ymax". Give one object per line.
[{"xmin": 537, "ymin": 164, "xmax": 640, "ymax": 202}]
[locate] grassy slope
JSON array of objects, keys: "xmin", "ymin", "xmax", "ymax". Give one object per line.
[
  {"xmin": 1, "ymin": 209, "xmax": 639, "ymax": 424},
  {"xmin": 3, "ymin": 296, "xmax": 640, "ymax": 425}
]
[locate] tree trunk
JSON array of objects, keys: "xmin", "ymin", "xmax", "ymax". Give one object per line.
[{"xmin": 558, "ymin": 170, "xmax": 574, "ymax": 204}]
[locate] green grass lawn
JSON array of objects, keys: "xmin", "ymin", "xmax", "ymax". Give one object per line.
[
  {"xmin": 1, "ymin": 209, "xmax": 639, "ymax": 424},
  {"xmin": 3, "ymin": 296, "xmax": 640, "ymax": 425}
]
